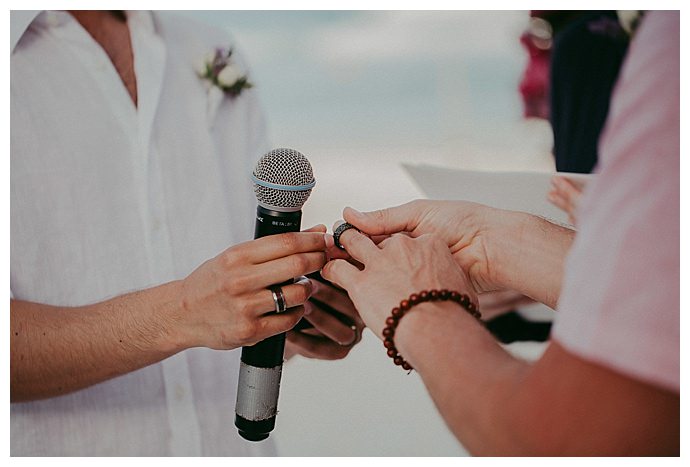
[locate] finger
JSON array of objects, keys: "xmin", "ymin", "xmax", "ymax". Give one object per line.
[
  {"xmin": 324, "ymin": 233, "xmax": 350, "ymax": 261},
  {"xmin": 303, "ymin": 224, "xmax": 327, "ymax": 233},
  {"xmin": 253, "ymin": 307, "xmax": 305, "ymax": 343},
  {"xmin": 303, "ymin": 304, "xmax": 356, "ymax": 345},
  {"xmin": 547, "ymin": 190, "xmax": 569, "ymax": 212},
  {"xmin": 321, "ymin": 259, "xmax": 360, "ymax": 290},
  {"xmin": 556, "ymin": 177, "xmax": 582, "ymax": 202},
  {"xmin": 343, "ymin": 201, "xmax": 423, "ymax": 236},
  {"xmin": 251, "ymin": 276, "xmax": 314, "ymax": 315},
  {"xmin": 333, "ymin": 221, "xmax": 379, "ymax": 264},
  {"xmin": 250, "ymin": 251, "xmax": 327, "ymax": 288},
  {"xmin": 236, "ymin": 232, "xmax": 327, "ymax": 265},
  {"xmin": 311, "ymin": 280, "xmax": 361, "ymax": 321},
  {"xmin": 370, "ymin": 234, "xmax": 393, "ymax": 245},
  {"xmin": 478, "ymin": 291, "xmax": 534, "ymax": 316},
  {"xmin": 286, "ymin": 331, "xmax": 351, "ymax": 360}
]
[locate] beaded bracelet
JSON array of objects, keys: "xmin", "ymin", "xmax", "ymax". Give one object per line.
[{"xmin": 382, "ymin": 289, "xmax": 481, "ymax": 372}]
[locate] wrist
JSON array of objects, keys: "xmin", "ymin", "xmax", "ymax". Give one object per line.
[
  {"xmin": 394, "ymin": 300, "xmax": 482, "ymax": 371},
  {"xmin": 486, "ymin": 209, "xmax": 535, "ymax": 290},
  {"xmin": 382, "ymin": 290, "xmax": 481, "ymax": 371},
  {"xmin": 462, "ymin": 206, "xmax": 529, "ymax": 292},
  {"xmin": 149, "ymin": 280, "xmax": 192, "ymax": 354},
  {"xmin": 490, "ymin": 212, "xmax": 575, "ymax": 307}
]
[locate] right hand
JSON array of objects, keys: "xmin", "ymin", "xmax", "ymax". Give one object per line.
[
  {"xmin": 342, "ymin": 200, "xmax": 527, "ymax": 294},
  {"xmin": 174, "ymin": 231, "xmax": 328, "ymax": 350},
  {"xmin": 478, "ymin": 289, "xmax": 535, "ymax": 321}
]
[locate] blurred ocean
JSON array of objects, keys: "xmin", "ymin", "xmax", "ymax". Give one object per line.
[
  {"xmin": 181, "ymin": 10, "xmax": 553, "ymax": 456},
  {"xmin": 183, "ymin": 10, "xmax": 554, "ymax": 226}
]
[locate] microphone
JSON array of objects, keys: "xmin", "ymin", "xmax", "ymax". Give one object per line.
[{"xmin": 235, "ymin": 148, "xmax": 316, "ymax": 442}]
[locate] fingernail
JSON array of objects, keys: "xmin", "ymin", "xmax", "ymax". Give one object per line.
[
  {"xmin": 324, "ymin": 233, "xmax": 335, "ymax": 249},
  {"xmin": 338, "ymin": 329, "xmax": 356, "ymax": 346},
  {"xmin": 345, "ymin": 206, "xmax": 362, "ymax": 218}
]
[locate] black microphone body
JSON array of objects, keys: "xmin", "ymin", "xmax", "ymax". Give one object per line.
[
  {"xmin": 235, "ymin": 206, "xmax": 301, "ymax": 441},
  {"xmin": 235, "ymin": 148, "xmax": 315, "ymax": 442}
]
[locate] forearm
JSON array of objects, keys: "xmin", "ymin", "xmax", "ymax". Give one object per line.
[
  {"xmin": 395, "ymin": 301, "xmax": 530, "ymax": 454},
  {"xmin": 395, "ymin": 303, "xmax": 680, "ymax": 455},
  {"xmin": 10, "ymin": 281, "xmax": 186, "ymax": 402},
  {"xmin": 488, "ymin": 211, "xmax": 575, "ymax": 308}
]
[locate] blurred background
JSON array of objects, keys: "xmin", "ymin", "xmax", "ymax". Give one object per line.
[{"xmin": 183, "ymin": 10, "xmax": 554, "ymax": 456}]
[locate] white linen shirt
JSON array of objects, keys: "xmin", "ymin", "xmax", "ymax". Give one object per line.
[{"xmin": 11, "ymin": 11, "xmax": 274, "ymax": 456}]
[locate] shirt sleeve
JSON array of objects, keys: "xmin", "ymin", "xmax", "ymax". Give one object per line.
[{"xmin": 552, "ymin": 11, "xmax": 679, "ymax": 392}]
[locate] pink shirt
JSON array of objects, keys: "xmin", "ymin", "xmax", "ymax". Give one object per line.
[{"xmin": 553, "ymin": 11, "xmax": 679, "ymax": 392}]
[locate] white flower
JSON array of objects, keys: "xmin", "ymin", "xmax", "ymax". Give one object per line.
[{"xmin": 217, "ymin": 65, "xmax": 243, "ymax": 87}]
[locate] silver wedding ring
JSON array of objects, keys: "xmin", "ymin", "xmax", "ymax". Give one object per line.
[{"xmin": 270, "ymin": 285, "xmax": 287, "ymax": 313}]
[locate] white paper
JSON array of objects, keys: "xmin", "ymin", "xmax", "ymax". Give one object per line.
[{"xmin": 403, "ymin": 163, "xmax": 593, "ymax": 227}]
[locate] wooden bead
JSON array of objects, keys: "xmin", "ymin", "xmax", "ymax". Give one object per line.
[{"xmin": 384, "ymin": 288, "xmax": 481, "ymax": 373}]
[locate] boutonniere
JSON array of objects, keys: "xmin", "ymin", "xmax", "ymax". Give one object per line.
[{"xmin": 196, "ymin": 47, "xmax": 253, "ymax": 97}]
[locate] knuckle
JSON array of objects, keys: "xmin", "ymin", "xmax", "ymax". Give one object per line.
[
  {"xmin": 222, "ymin": 244, "xmax": 250, "ymax": 268},
  {"xmin": 291, "ymin": 254, "xmax": 309, "ymax": 273},
  {"xmin": 280, "ymin": 232, "xmax": 299, "ymax": 251},
  {"xmin": 373, "ymin": 209, "xmax": 387, "ymax": 225},
  {"xmin": 225, "ymin": 275, "xmax": 249, "ymax": 295},
  {"xmin": 236, "ymin": 318, "xmax": 258, "ymax": 343}
]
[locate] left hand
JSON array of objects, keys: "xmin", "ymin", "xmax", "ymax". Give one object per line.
[
  {"xmin": 547, "ymin": 176, "xmax": 585, "ymax": 226},
  {"xmin": 321, "ymin": 225, "xmax": 478, "ymax": 340},
  {"xmin": 284, "ymin": 227, "xmax": 364, "ymax": 361}
]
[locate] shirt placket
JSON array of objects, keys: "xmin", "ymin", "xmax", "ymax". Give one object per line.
[{"xmin": 128, "ymin": 12, "xmax": 203, "ymax": 456}]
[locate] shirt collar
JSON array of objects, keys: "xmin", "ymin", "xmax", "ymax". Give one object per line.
[
  {"xmin": 10, "ymin": 10, "xmax": 155, "ymax": 53},
  {"xmin": 10, "ymin": 10, "xmax": 41, "ymax": 52}
]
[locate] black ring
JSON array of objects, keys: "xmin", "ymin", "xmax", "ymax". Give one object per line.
[{"xmin": 333, "ymin": 222, "xmax": 359, "ymax": 250}]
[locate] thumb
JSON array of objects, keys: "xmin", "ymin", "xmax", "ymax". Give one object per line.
[{"xmin": 343, "ymin": 201, "xmax": 422, "ymax": 236}]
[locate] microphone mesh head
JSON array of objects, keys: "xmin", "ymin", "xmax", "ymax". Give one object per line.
[{"xmin": 252, "ymin": 148, "xmax": 315, "ymax": 211}]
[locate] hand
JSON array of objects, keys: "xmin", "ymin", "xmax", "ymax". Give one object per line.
[
  {"xmin": 174, "ymin": 231, "xmax": 328, "ymax": 350},
  {"xmin": 478, "ymin": 290, "xmax": 535, "ymax": 321},
  {"xmin": 285, "ymin": 272, "xmax": 365, "ymax": 360},
  {"xmin": 547, "ymin": 176, "xmax": 585, "ymax": 226},
  {"xmin": 321, "ymin": 227, "xmax": 477, "ymax": 339},
  {"xmin": 341, "ymin": 200, "xmax": 526, "ymax": 294}
]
